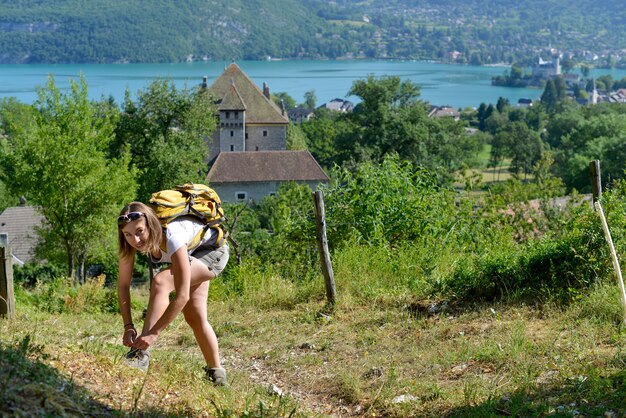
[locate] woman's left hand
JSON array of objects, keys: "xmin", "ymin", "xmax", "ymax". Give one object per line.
[{"xmin": 132, "ymin": 332, "xmax": 158, "ymax": 350}]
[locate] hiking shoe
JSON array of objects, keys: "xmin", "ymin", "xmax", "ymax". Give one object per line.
[
  {"xmin": 125, "ymin": 348, "xmax": 150, "ymax": 371},
  {"xmin": 204, "ymin": 366, "xmax": 227, "ymax": 386}
]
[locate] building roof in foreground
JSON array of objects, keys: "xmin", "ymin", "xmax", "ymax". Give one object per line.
[{"xmin": 207, "ymin": 150, "xmax": 329, "ymax": 184}]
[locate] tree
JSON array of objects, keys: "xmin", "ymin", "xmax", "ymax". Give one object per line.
[
  {"xmin": 496, "ymin": 97, "xmax": 510, "ymax": 113},
  {"xmin": 304, "ymin": 90, "xmax": 317, "ymax": 109},
  {"xmin": 272, "ymin": 92, "xmax": 296, "ymax": 111},
  {"xmin": 540, "ymin": 80, "xmax": 558, "ymax": 113},
  {"xmin": 580, "ymin": 64, "xmax": 591, "ymax": 78},
  {"xmin": 597, "ymin": 75, "xmax": 614, "ymax": 92},
  {"xmin": 476, "ymin": 102, "xmax": 493, "ymax": 131},
  {"xmin": 561, "ymin": 59, "xmax": 576, "ymax": 73},
  {"xmin": 506, "ymin": 122, "xmax": 543, "ymax": 178},
  {"xmin": 483, "ymin": 107, "xmax": 508, "ymax": 135},
  {"xmin": 489, "ymin": 131, "xmax": 510, "ymax": 181},
  {"xmin": 286, "ymin": 122, "xmax": 307, "ymax": 150},
  {"xmin": 301, "ymin": 110, "xmax": 350, "ymax": 168},
  {"xmin": 422, "ymin": 115, "xmax": 484, "ymax": 172},
  {"xmin": 112, "ymin": 79, "xmax": 217, "ymax": 201},
  {"xmin": 553, "ymin": 111, "xmax": 626, "ymax": 191},
  {"xmin": 572, "ymin": 84, "xmax": 588, "ymax": 101},
  {"xmin": 510, "ymin": 63, "xmax": 523, "ymax": 79},
  {"xmin": 345, "ymin": 75, "xmax": 424, "ymax": 163},
  {"xmin": 554, "ymin": 76, "xmax": 567, "ymax": 100},
  {"xmin": 0, "ymin": 98, "xmax": 37, "ymax": 211},
  {"xmin": 0, "ymin": 75, "xmax": 136, "ymax": 281},
  {"xmin": 340, "ymin": 75, "xmax": 482, "ymax": 175}
]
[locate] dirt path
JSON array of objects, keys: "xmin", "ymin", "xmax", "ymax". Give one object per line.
[{"xmin": 225, "ymin": 351, "xmax": 356, "ymax": 417}]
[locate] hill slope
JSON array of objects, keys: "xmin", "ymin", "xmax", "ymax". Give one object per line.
[
  {"xmin": 0, "ymin": 0, "xmax": 624, "ymax": 64},
  {"xmin": 0, "ymin": 0, "xmax": 326, "ymax": 63}
]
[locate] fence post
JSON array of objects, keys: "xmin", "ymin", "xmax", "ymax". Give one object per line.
[
  {"xmin": 590, "ymin": 159, "xmax": 626, "ymax": 324},
  {"xmin": 595, "ymin": 202, "xmax": 626, "ymax": 324},
  {"xmin": 589, "ymin": 160, "xmax": 602, "ymax": 206},
  {"xmin": 312, "ymin": 190, "xmax": 336, "ymax": 306},
  {"xmin": 0, "ymin": 246, "xmax": 15, "ymax": 318}
]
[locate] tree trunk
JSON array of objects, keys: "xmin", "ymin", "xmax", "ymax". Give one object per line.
[
  {"xmin": 78, "ymin": 253, "xmax": 86, "ymax": 284},
  {"xmin": 67, "ymin": 246, "xmax": 74, "ymax": 280}
]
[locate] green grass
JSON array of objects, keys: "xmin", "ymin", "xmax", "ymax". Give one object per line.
[
  {"xmin": 455, "ymin": 143, "xmax": 539, "ymax": 196},
  {"xmin": 2, "ymin": 275, "xmax": 626, "ymax": 417},
  {"xmin": 2, "ymin": 182, "xmax": 625, "ymax": 416}
]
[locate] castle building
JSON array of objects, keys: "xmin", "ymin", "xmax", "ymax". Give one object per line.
[
  {"xmin": 532, "ymin": 57, "xmax": 561, "ymax": 79},
  {"xmin": 205, "ymin": 63, "xmax": 289, "ymax": 161},
  {"xmin": 204, "ymin": 64, "xmax": 329, "ymax": 202}
]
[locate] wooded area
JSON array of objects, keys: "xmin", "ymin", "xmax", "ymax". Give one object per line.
[{"xmin": 0, "ymin": 0, "xmax": 623, "ymax": 65}]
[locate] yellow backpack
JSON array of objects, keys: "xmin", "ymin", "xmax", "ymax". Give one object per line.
[{"xmin": 148, "ymin": 183, "xmax": 226, "ymax": 252}]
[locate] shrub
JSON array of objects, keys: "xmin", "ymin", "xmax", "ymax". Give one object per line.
[
  {"xmin": 446, "ymin": 198, "xmax": 607, "ymax": 302},
  {"xmin": 24, "ymin": 275, "xmax": 121, "ymax": 314},
  {"xmin": 323, "ymin": 154, "xmax": 457, "ymax": 248},
  {"xmin": 13, "ymin": 262, "xmax": 65, "ymax": 287},
  {"xmin": 213, "ymin": 259, "xmax": 321, "ymax": 308}
]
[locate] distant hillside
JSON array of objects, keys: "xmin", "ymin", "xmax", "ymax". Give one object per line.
[
  {"xmin": 304, "ymin": 0, "xmax": 626, "ymax": 66},
  {"xmin": 0, "ymin": 0, "xmax": 328, "ymax": 63},
  {"xmin": 0, "ymin": 0, "xmax": 624, "ymax": 65}
]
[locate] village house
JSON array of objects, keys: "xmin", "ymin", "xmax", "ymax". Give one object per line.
[
  {"xmin": 428, "ymin": 105, "xmax": 460, "ymax": 120},
  {"xmin": 318, "ymin": 98, "xmax": 354, "ymax": 113},
  {"xmin": 0, "ymin": 199, "xmax": 44, "ymax": 266},
  {"xmin": 287, "ymin": 106, "xmax": 314, "ymax": 123},
  {"xmin": 204, "ymin": 64, "xmax": 329, "ymax": 202},
  {"xmin": 607, "ymin": 88, "xmax": 626, "ymax": 103}
]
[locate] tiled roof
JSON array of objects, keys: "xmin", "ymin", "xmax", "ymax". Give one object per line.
[
  {"xmin": 288, "ymin": 107, "xmax": 314, "ymax": 118},
  {"xmin": 206, "ymin": 151, "xmax": 330, "ymax": 183},
  {"xmin": 218, "ymin": 83, "xmax": 246, "ymax": 111},
  {"xmin": 0, "ymin": 205, "xmax": 44, "ymax": 264},
  {"xmin": 210, "ymin": 64, "xmax": 288, "ymax": 124},
  {"xmin": 428, "ymin": 106, "xmax": 460, "ymax": 118},
  {"xmin": 320, "ymin": 98, "xmax": 354, "ymax": 112}
]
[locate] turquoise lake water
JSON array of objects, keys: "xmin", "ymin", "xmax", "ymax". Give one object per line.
[{"xmin": 1, "ymin": 60, "xmax": 625, "ymax": 109}]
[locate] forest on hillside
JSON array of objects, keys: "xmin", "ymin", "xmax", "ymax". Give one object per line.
[{"xmin": 0, "ymin": 0, "xmax": 624, "ymax": 66}]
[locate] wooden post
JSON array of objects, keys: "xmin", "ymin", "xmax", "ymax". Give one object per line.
[
  {"xmin": 312, "ymin": 190, "xmax": 336, "ymax": 306},
  {"xmin": 589, "ymin": 160, "xmax": 602, "ymax": 206},
  {"xmin": 0, "ymin": 246, "xmax": 15, "ymax": 318},
  {"xmin": 595, "ymin": 202, "xmax": 626, "ymax": 324}
]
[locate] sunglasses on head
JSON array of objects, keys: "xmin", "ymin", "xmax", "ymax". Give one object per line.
[{"xmin": 117, "ymin": 211, "xmax": 145, "ymax": 225}]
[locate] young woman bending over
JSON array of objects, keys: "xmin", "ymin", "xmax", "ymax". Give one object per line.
[{"xmin": 117, "ymin": 202, "xmax": 229, "ymax": 385}]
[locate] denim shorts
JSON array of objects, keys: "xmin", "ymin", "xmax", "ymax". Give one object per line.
[{"xmin": 191, "ymin": 243, "xmax": 229, "ymax": 276}]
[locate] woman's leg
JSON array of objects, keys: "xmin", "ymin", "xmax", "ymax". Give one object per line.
[
  {"xmin": 183, "ymin": 259, "xmax": 220, "ymax": 368},
  {"xmin": 142, "ymin": 268, "xmax": 175, "ymax": 334}
]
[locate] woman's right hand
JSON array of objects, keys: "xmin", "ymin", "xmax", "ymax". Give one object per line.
[{"xmin": 123, "ymin": 327, "xmax": 137, "ymax": 347}]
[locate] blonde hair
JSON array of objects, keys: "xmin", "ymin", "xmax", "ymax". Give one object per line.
[{"xmin": 117, "ymin": 202, "xmax": 163, "ymax": 259}]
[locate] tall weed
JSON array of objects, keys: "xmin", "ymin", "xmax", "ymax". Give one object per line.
[
  {"xmin": 23, "ymin": 275, "xmax": 121, "ymax": 314},
  {"xmin": 214, "ymin": 260, "xmax": 322, "ymax": 308}
]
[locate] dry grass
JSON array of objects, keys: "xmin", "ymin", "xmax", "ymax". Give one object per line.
[{"xmin": 2, "ymin": 279, "xmax": 626, "ymax": 417}]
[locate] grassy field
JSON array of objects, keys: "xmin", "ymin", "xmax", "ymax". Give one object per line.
[{"xmin": 2, "ymin": 275, "xmax": 626, "ymax": 417}]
